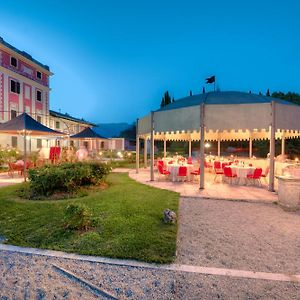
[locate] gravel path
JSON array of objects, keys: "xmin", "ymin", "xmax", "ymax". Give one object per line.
[
  {"xmin": 0, "ymin": 250, "xmax": 299, "ymax": 299},
  {"xmin": 177, "ymin": 198, "xmax": 300, "ymax": 274}
]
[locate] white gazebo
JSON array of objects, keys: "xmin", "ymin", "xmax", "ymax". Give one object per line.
[{"xmin": 136, "ymin": 91, "xmax": 300, "ymax": 192}]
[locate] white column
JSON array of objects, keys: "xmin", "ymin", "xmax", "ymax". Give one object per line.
[
  {"xmin": 249, "ymin": 136, "xmax": 253, "ymax": 158},
  {"xmin": 188, "ymin": 139, "xmax": 192, "ymax": 157},
  {"xmin": 217, "ymin": 139, "xmax": 221, "ymax": 157},
  {"xmin": 136, "ymin": 119, "xmax": 139, "ymax": 174},
  {"xmin": 269, "ymin": 101, "xmax": 276, "ymax": 192},
  {"xmin": 144, "ymin": 138, "xmax": 147, "ymax": 168},
  {"xmin": 150, "ymin": 111, "xmax": 155, "ymax": 181},
  {"xmin": 163, "ymin": 138, "xmax": 167, "ymax": 158},
  {"xmin": 200, "ymin": 103, "xmax": 205, "ymax": 189},
  {"xmin": 281, "ymin": 132, "xmax": 285, "ymax": 156}
]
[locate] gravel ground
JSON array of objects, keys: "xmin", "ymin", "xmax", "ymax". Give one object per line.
[
  {"xmin": 0, "ymin": 250, "xmax": 299, "ymax": 300},
  {"xmin": 177, "ymin": 198, "xmax": 300, "ymax": 274}
]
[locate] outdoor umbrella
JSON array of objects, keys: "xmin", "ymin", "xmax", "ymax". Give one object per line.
[{"xmin": 0, "ymin": 113, "xmax": 65, "ymax": 181}]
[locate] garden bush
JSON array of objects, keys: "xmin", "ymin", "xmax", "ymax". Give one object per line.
[
  {"xmin": 64, "ymin": 204, "xmax": 93, "ymax": 231},
  {"xmin": 28, "ymin": 162, "xmax": 111, "ymax": 198}
]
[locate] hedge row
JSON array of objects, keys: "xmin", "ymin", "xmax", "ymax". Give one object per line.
[{"xmin": 28, "ymin": 162, "xmax": 111, "ymax": 197}]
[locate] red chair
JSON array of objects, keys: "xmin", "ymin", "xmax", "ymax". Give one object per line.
[
  {"xmin": 261, "ymin": 166, "xmax": 269, "ymax": 182},
  {"xmin": 168, "ymin": 161, "xmax": 174, "ymax": 164},
  {"xmin": 177, "ymin": 166, "xmax": 187, "ymax": 181},
  {"xmin": 222, "ymin": 162, "xmax": 230, "ymax": 169},
  {"xmin": 190, "ymin": 168, "xmax": 200, "ymax": 181},
  {"xmin": 247, "ymin": 168, "xmax": 263, "ymax": 186},
  {"xmin": 223, "ymin": 166, "xmax": 237, "ymax": 184},
  {"xmin": 213, "ymin": 161, "xmax": 221, "ymax": 169},
  {"xmin": 187, "ymin": 157, "xmax": 193, "ymax": 164},
  {"xmin": 157, "ymin": 160, "xmax": 164, "ymax": 167},
  {"xmin": 158, "ymin": 164, "xmax": 170, "ymax": 180},
  {"xmin": 204, "ymin": 160, "xmax": 213, "ymax": 172}
]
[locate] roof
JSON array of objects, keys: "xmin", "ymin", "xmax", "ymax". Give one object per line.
[
  {"xmin": 70, "ymin": 127, "xmax": 106, "ymax": 139},
  {"xmin": 0, "ymin": 113, "xmax": 64, "ymax": 136},
  {"xmin": 0, "ymin": 36, "xmax": 50, "ymax": 72},
  {"xmin": 49, "ymin": 110, "xmax": 96, "ymax": 126},
  {"xmin": 157, "ymin": 91, "xmax": 295, "ymax": 112}
]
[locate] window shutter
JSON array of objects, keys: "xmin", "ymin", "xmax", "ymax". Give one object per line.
[{"xmin": 17, "ymin": 82, "xmax": 20, "ymax": 94}]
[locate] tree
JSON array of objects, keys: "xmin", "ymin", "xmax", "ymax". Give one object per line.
[
  {"xmin": 172, "ymin": 97, "xmax": 175, "ymax": 103},
  {"xmin": 259, "ymin": 91, "xmax": 262, "ymax": 96},
  {"xmin": 272, "ymin": 91, "xmax": 300, "ymax": 105},
  {"xmin": 189, "ymin": 90, "xmax": 193, "ymax": 96},
  {"xmin": 202, "ymin": 87, "xmax": 206, "ymax": 94},
  {"xmin": 160, "ymin": 91, "xmax": 172, "ymax": 108},
  {"xmin": 266, "ymin": 89, "xmax": 270, "ymax": 96}
]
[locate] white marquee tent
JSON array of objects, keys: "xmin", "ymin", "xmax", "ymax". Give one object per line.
[{"xmin": 136, "ymin": 91, "xmax": 300, "ymax": 191}]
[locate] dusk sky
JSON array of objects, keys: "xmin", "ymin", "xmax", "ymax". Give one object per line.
[{"xmin": 1, "ymin": 0, "xmax": 299, "ymax": 124}]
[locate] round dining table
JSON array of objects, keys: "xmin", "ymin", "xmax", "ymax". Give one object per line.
[
  {"xmin": 229, "ymin": 165, "xmax": 255, "ymax": 184},
  {"xmin": 167, "ymin": 164, "xmax": 194, "ymax": 182}
]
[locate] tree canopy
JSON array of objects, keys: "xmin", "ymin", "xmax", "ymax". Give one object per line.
[{"xmin": 160, "ymin": 91, "xmax": 174, "ymax": 108}]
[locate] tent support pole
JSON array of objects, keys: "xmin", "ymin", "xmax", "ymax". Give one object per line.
[
  {"xmin": 163, "ymin": 137, "xmax": 167, "ymax": 158},
  {"xmin": 144, "ymin": 137, "xmax": 147, "ymax": 168},
  {"xmin": 217, "ymin": 139, "xmax": 221, "ymax": 158},
  {"xmin": 23, "ymin": 131, "xmax": 27, "ymax": 182},
  {"xmin": 269, "ymin": 101, "xmax": 276, "ymax": 192},
  {"xmin": 135, "ymin": 119, "xmax": 139, "ymax": 174},
  {"xmin": 200, "ymin": 103, "xmax": 205, "ymax": 189},
  {"xmin": 281, "ymin": 132, "xmax": 285, "ymax": 156},
  {"xmin": 150, "ymin": 111, "xmax": 155, "ymax": 181},
  {"xmin": 249, "ymin": 136, "xmax": 253, "ymax": 158},
  {"xmin": 188, "ymin": 139, "xmax": 192, "ymax": 157}
]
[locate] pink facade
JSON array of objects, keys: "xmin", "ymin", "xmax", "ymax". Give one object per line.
[
  {"xmin": 1, "ymin": 50, "xmax": 48, "ymax": 87},
  {"xmin": 0, "ymin": 39, "xmax": 51, "ymax": 124}
]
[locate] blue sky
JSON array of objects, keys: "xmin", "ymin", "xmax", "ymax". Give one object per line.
[{"xmin": 1, "ymin": 0, "xmax": 300, "ymax": 123}]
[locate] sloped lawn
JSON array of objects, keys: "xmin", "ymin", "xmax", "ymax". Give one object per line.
[{"xmin": 0, "ymin": 173, "xmax": 179, "ymax": 263}]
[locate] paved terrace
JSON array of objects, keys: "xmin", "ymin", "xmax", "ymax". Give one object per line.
[{"xmin": 115, "ymin": 168, "xmax": 279, "ymax": 203}]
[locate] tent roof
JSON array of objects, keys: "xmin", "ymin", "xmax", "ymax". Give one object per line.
[
  {"xmin": 70, "ymin": 127, "xmax": 106, "ymax": 139},
  {"xmin": 157, "ymin": 91, "xmax": 294, "ymax": 112},
  {"xmin": 0, "ymin": 113, "xmax": 65, "ymax": 136}
]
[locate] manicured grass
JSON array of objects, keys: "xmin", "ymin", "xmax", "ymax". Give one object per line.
[{"xmin": 0, "ymin": 173, "xmax": 179, "ymax": 263}]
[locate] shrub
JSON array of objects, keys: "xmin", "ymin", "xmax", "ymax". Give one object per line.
[
  {"xmin": 28, "ymin": 162, "xmax": 111, "ymax": 198},
  {"xmin": 64, "ymin": 204, "xmax": 93, "ymax": 231}
]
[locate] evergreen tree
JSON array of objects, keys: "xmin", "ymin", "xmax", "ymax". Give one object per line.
[
  {"xmin": 249, "ymin": 90, "xmax": 252, "ymax": 94},
  {"xmin": 172, "ymin": 97, "xmax": 175, "ymax": 103},
  {"xmin": 164, "ymin": 91, "xmax": 171, "ymax": 106},
  {"xmin": 266, "ymin": 89, "xmax": 270, "ymax": 96},
  {"xmin": 189, "ymin": 90, "xmax": 193, "ymax": 96},
  {"xmin": 259, "ymin": 91, "xmax": 262, "ymax": 96},
  {"xmin": 202, "ymin": 87, "xmax": 206, "ymax": 94},
  {"xmin": 160, "ymin": 91, "xmax": 172, "ymax": 108},
  {"xmin": 160, "ymin": 97, "xmax": 165, "ymax": 108}
]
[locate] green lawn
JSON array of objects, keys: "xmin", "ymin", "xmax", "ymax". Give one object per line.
[{"xmin": 0, "ymin": 172, "xmax": 179, "ymax": 263}]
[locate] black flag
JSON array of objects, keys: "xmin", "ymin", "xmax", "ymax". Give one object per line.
[{"xmin": 206, "ymin": 75, "xmax": 215, "ymax": 84}]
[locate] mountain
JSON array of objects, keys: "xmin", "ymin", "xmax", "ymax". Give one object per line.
[{"xmin": 93, "ymin": 123, "xmax": 132, "ymax": 138}]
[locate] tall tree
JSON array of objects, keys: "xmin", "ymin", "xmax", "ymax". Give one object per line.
[
  {"xmin": 172, "ymin": 97, "xmax": 175, "ymax": 103},
  {"xmin": 160, "ymin": 91, "xmax": 172, "ymax": 108},
  {"xmin": 189, "ymin": 90, "xmax": 193, "ymax": 96},
  {"xmin": 202, "ymin": 87, "xmax": 206, "ymax": 94},
  {"xmin": 272, "ymin": 91, "xmax": 300, "ymax": 105},
  {"xmin": 266, "ymin": 89, "xmax": 270, "ymax": 96}
]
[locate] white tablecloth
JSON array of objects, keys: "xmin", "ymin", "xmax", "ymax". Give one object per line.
[
  {"xmin": 228, "ymin": 165, "xmax": 256, "ymax": 185},
  {"xmin": 167, "ymin": 164, "xmax": 194, "ymax": 182}
]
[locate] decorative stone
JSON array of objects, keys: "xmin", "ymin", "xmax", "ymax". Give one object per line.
[{"xmin": 163, "ymin": 209, "xmax": 177, "ymax": 224}]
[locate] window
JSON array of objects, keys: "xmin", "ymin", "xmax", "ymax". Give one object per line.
[
  {"xmin": 24, "ymin": 85, "xmax": 30, "ymax": 99},
  {"xmin": 11, "ymin": 136, "xmax": 17, "ymax": 148},
  {"xmin": 10, "ymin": 80, "xmax": 20, "ymax": 94},
  {"xmin": 101, "ymin": 141, "xmax": 105, "ymax": 149},
  {"xmin": 10, "ymin": 110, "xmax": 17, "ymax": 119},
  {"xmin": 70, "ymin": 140, "xmax": 74, "ymax": 147},
  {"xmin": 55, "ymin": 121, "xmax": 60, "ymax": 129},
  {"xmin": 37, "ymin": 139, "xmax": 42, "ymax": 148},
  {"xmin": 36, "ymin": 71, "xmax": 42, "ymax": 79},
  {"xmin": 10, "ymin": 56, "xmax": 18, "ymax": 68},
  {"xmin": 37, "ymin": 116, "xmax": 42, "ymax": 123},
  {"xmin": 36, "ymin": 90, "xmax": 42, "ymax": 101}
]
